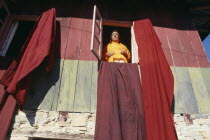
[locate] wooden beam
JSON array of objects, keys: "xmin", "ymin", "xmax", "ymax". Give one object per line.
[
  {"xmin": 192, "ymin": 16, "xmax": 210, "ymax": 21},
  {"xmin": 10, "ymin": 14, "xmax": 65, "ymax": 21},
  {"xmin": 197, "ymin": 28, "xmax": 208, "ymax": 32},
  {"xmin": 188, "ymin": 0, "xmax": 209, "ymax": 4},
  {"xmin": 103, "ymin": 20, "xmax": 133, "ymax": 27},
  {"xmin": 11, "ymin": 130, "xmax": 94, "ymax": 140},
  {"xmin": 11, "ymin": 14, "xmax": 39, "ymax": 21},
  {"xmin": 190, "ymin": 5, "xmax": 210, "ymax": 11}
]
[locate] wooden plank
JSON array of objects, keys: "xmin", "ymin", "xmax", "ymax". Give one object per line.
[
  {"xmin": 24, "ymin": 59, "xmax": 62, "ymax": 110},
  {"xmin": 39, "ymin": 59, "xmax": 64, "ymax": 110},
  {"xmin": 50, "ymin": 20, "xmax": 72, "ymax": 110},
  {"xmin": 72, "ymin": 18, "xmax": 95, "ymax": 112},
  {"xmin": 200, "ymin": 68, "xmax": 210, "ymax": 96},
  {"xmin": 79, "ymin": 19, "xmax": 94, "ymax": 61},
  {"xmin": 90, "ymin": 61, "xmax": 98, "ymax": 113},
  {"xmin": 38, "ymin": 19, "xmax": 73, "ymax": 110},
  {"xmin": 189, "ymin": 30, "xmax": 210, "ymax": 68},
  {"xmin": 154, "ymin": 27, "xmax": 169, "ymax": 50},
  {"xmin": 57, "ymin": 17, "xmax": 84, "ymax": 112},
  {"xmin": 103, "ymin": 19, "xmax": 133, "ymax": 27},
  {"xmin": 24, "ymin": 66, "xmax": 49, "ymax": 110},
  {"xmin": 59, "ymin": 26, "xmax": 71, "ymax": 59},
  {"xmin": 174, "ymin": 67, "xmax": 199, "ymax": 114},
  {"xmin": 154, "ymin": 27, "xmax": 174, "ymax": 66},
  {"xmin": 64, "ymin": 27, "xmax": 82, "ymax": 60},
  {"xmin": 56, "ymin": 18, "xmax": 83, "ymax": 111},
  {"xmin": 189, "ymin": 67, "xmax": 210, "ymax": 113},
  {"xmin": 57, "ymin": 60, "xmax": 78, "ymax": 111},
  {"xmin": 60, "ymin": 17, "xmax": 71, "ymax": 28},
  {"xmin": 170, "ymin": 66, "xmax": 185, "ymax": 113},
  {"xmin": 70, "ymin": 17, "xmax": 83, "ymax": 30},
  {"xmin": 64, "ymin": 18, "xmax": 83, "ymax": 60},
  {"xmin": 73, "ymin": 61, "xmax": 93, "ymax": 112},
  {"xmin": 178, "ymin": 30, "xmax": 199, "ymax": 67},
  {"xmin": 165, "ymin": 28, "xmax": 186, "ymax": 67}
]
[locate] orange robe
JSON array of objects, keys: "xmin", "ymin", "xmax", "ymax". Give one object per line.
[{"xmin": 102, "ymin": 41, "xmax": 131, "ymax": 63}]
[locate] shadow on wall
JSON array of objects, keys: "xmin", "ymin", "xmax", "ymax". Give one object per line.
[{"xmin": 23, "ymin": 21, "xmax": 61, "ymax": 126}]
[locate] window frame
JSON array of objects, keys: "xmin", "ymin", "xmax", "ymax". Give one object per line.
[
  {"xmin": 90, "ymin": 5, "xmax": 138, "ymax": 63},
  {"xmin": 90, "ymin": 5, "xmax": 103, "ymax": 60},
  {"xmin": 0, "ymin": 15, "xmax": 39, "ymax": 56}
]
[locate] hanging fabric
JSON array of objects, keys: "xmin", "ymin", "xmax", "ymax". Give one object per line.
[
  {"xmin": 95, "ymin": 61, "xmax": 145, "ymax": 140},
  {"xmin": 0, "ymin": 8, "xmax": 56, "ymax": 140},
  {"xmin": 134, "ymin": 19, "xmax": 178, "ymax": 140}
]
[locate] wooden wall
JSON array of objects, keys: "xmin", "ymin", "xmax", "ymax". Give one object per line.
[
  {"xmin": 154, "ymin": 27, "xmax": 210, "ymax": 114},
  {"xmin": 0, "ymin": 6, "xmax": 205, "ymax": 114},
  {"xmin": 24, "ymin": 17, "xmax": 98, "ymax": 113},
  {"xmin": 23, "ymin": 17, "xmax": 210, "ymax": 114}
]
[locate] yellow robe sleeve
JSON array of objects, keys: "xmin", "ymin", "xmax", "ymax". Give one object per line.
[{"xmin": 121, "ymin": 44, "xmax": 131, "ymax": 62}]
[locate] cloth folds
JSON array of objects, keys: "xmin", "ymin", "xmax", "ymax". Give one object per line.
[
  {"xmin": 0, "ymin": 8, "xmax": 56, "ymax": 109},
  {"xmin": 134, "ymin": 19, "xmax": 178, "ymax": 140},
  {"xmin": 0, "ymin": 8, "xmax": 56, "ymax": 140},
  {"xmin": 94, "ymin": 61, "xmax": 145, "ymax": 140},
  {"xmin": 0, "ymin": 91, "xmax": 16, "ymax": 140}
]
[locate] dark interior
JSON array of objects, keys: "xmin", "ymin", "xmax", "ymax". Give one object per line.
[
  {"xmin": 6, "ymin": 20, "xmax": 35, "ymax": 56},
  {"xmin": 102, "ymin": 25, "xmax": 131, "ymax": 61}
]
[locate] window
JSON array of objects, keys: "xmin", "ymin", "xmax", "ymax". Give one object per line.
[
  {"xmin": 102, "ymin": 25, "xmax": 131, "ymax": 61},
  {"xmin": 0, "ymin": 16, "xmax": 36, "ymax": 57},
  {"xmin": 90, "ymin": 5, "xmax": 139, "ymax": 63},
  {"xmin": 90, "ymin": 5, "xmax": 102, "ymax": 60}
]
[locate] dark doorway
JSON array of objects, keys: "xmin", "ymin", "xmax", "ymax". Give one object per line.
[{"xmin": 6, "ymin": 20, "xmax": 35, "ymax": 57}]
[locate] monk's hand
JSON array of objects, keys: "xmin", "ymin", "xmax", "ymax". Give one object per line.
[
  {"xmin": 120, "ymin": 51, "xmax": 127, "ymax": 55},
  {"xmin": 106, "ymin": 52, "xmax": 115, "ymax": 57}
]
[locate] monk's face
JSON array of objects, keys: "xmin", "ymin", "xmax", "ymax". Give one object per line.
[{"xmin": 111, "ymin": 31, "xmax": 119, "ymax": 41}]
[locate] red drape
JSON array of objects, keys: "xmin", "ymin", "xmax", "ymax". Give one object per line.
[
  {"xmin": 0, "ymin": 8, "xmax": 56, "ymax": 108},
  {"xmin": 95, "ymin": 62, "xmax": 145, "ymax": 140},
  {"xmin": 134, "ymin": 19, "xmax": 178, "ymax": 140},
  {"xmin": 0, "ymin": 8, "xmax": 56, "ymax": 140},
  {"xmin": 0, "ymin": 56, "xmax": 16, "ymax": 140}
]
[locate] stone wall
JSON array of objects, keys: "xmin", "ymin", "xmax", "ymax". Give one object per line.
[
  {"xmin": 9, "ymin": 110, "xmax": 95, "ymax": 140},
  {"xmin": 9, "ymin": 110, "xmax": 210, "ymax": 140},
  {"xmin": 174, "ymin": 114, "xmax": 210, "ymax": 140}
]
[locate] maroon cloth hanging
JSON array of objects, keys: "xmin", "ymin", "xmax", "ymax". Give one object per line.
[
  {"xmin": 0, "ymin": 8, "xmax": 56, "ymax": 140},
  {"xmin": 0, "ymin": 56, "xmax": 16, "ymax": 140},
  {"xmin": 0, "ymin": 91, "xmax": 16, "ymax": 140},
  {"xmin": 0, "ymin": 8, "xmax": 56, "ymax": 109},
  {"xmin": 94, "ymin": 61, "xmax": 145, "ymax": 140},
  {"xmin": 134, "ymin": 19, "xmax": 178, "ymax": 140}
]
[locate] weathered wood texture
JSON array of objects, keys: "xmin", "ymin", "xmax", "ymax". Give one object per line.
[
  {"xmin": 9, "ymin": 17, "xmax": 210, "ymax": 114},
  {"xmin": 155, "ymin": 27, "xmax": 210, "ymax": 114},
  {"xmin": 24, "ymin": 17, "xmax": 98, "ymax": 113}
]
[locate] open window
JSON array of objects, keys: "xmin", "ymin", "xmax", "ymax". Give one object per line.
[
  {"xmin": 90, "ymin": 5, "xmax": 102, "ymax": 60},
  {"xmin": 0, "ymin": 15, "xmax": 36, "ymax": 57},
  {"xmin": 90, "ymin": 5, "xmax": 139, "ymax": 63}
]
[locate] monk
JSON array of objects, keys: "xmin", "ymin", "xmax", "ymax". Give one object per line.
[{"xmin": 102, "ymin": 30, "xmax": 131, "ymax": 63}]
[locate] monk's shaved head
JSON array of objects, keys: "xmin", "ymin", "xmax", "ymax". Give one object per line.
[{"xmin": 111, "ymin": 30, "xmax": 120, "ymax": 41}]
